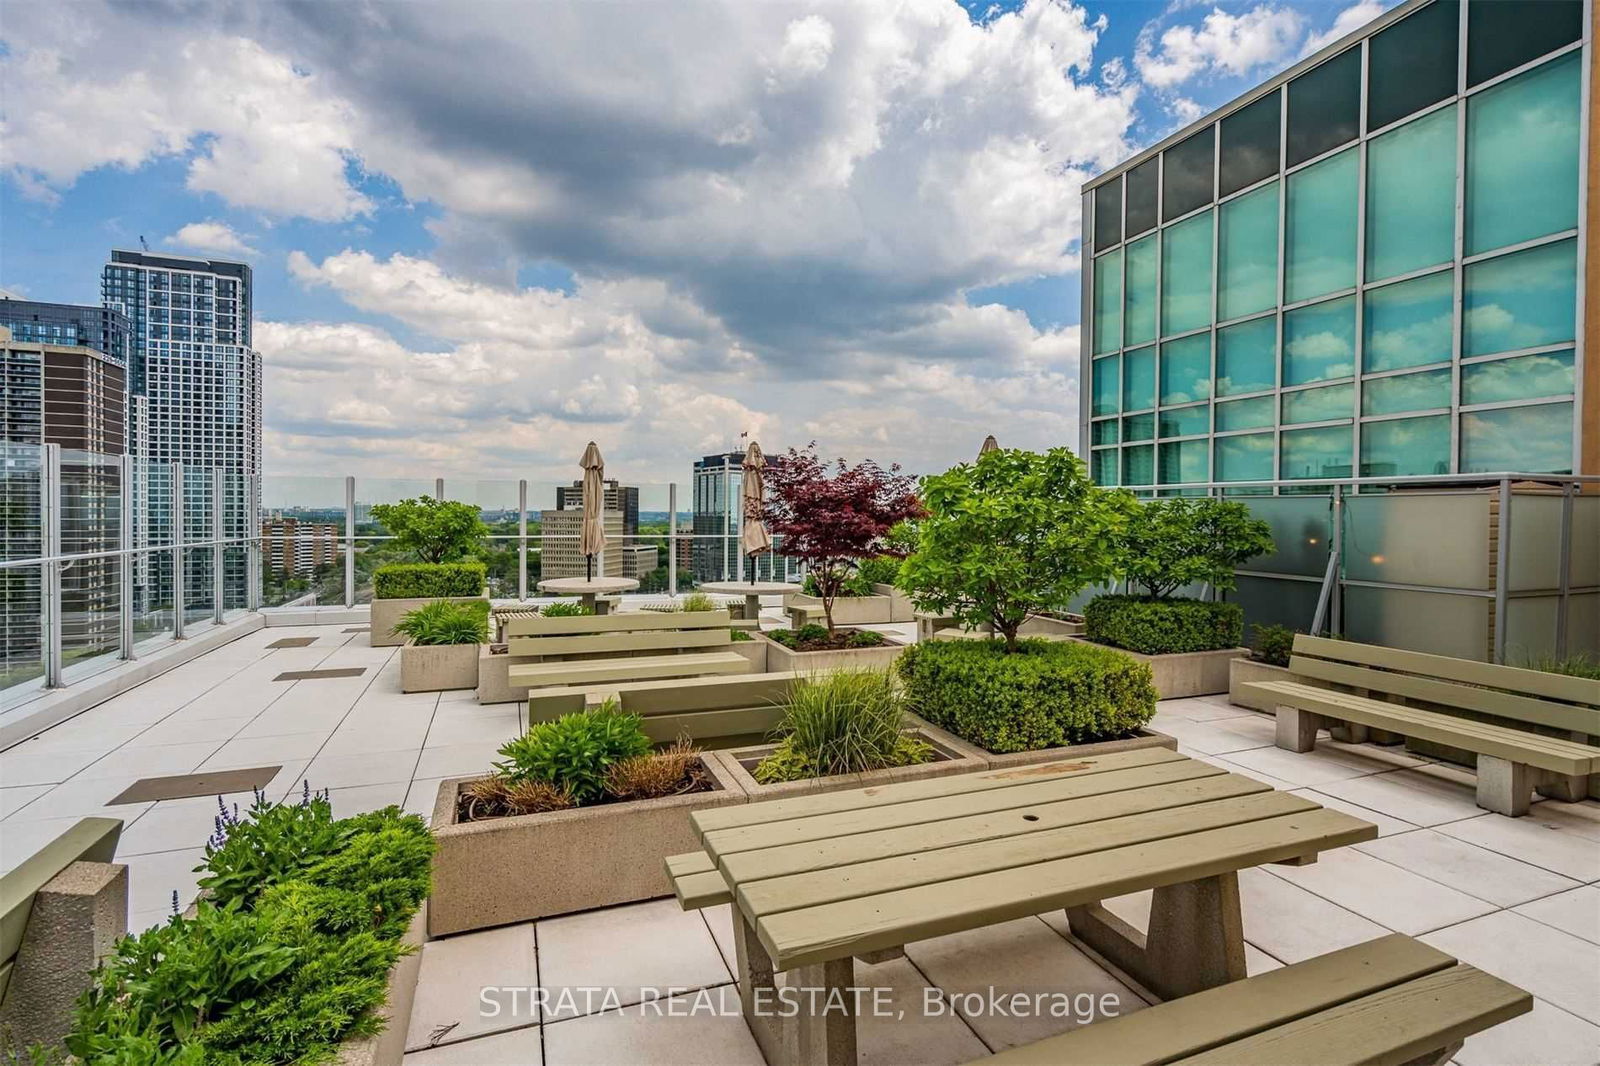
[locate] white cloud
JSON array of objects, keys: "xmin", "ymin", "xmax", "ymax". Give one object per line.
[
  {"xmin": 1135, "ymin": 4, "xmax": 1305, "ymax": 90},
  {"xmin": 1302, "ymin": 1, "xmax": 1388, "ymax": 56},
  {"xmin": 169, "ymin": 221, "xmax": 258, "ymax": 258}
]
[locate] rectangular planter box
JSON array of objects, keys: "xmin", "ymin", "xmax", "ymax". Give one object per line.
[
  {"xmin": 475, "ymin": 644, "xmax": 532, "ymax": 705},
  {"xmin": 427, "ymin": 755, "xmax": 748, "ymax": 936},
  {"xmin": 757, "ymin": 631, "xmax": 907, "ymax": 673},
  {"xmin": 906, "ymin": 713, "xmax": 1176, "ymax": 770},
  {"xmin": 711, "ymin": 726, "xmax": 988, "ymax": 800},
  {"xmin": 785, "ymin": 592, "xmax": 896, "ymax": 627},
  {"xmin": 370, "ymin": 594, "xmax": 486, "ymax": 647},
  {"xmin": 335, "ymin": 903, "xmax": 429, "ymax": 1066},
  {"xmin": 1020, "ymin": 613, "xmax": 1086, "ymax": 637},
  {"xmin": 400, "ymin": 642, "xmax": 481, "ymax": 693},
  {"xmin": 729, "ymin": 637, "xmax": 767, "ymax": 673},
  {"xmin": 1069, "ymin": 638, "xmax": 1245, "ymax": 699},
  {"xmin": 1229, "ymin": 657, "xmax": 1293, "ymax": 711},
  {"xmin": 871, "ymin": 584, "xmax": 916, "ymax": 623}
]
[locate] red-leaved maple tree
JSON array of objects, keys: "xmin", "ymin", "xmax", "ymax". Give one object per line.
[{"xmin": 763, "ymin": 444, "xmax": 922, "ymax": 633}]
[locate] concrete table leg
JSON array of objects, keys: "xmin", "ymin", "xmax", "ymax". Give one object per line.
[
  {"xmin": 1067, "ymin": 872, "xmax": 1246, "ymax": 1001},
  {"xmin": 733, "ymin": 912, "xmax": 786, "ymax": 1065},
  {"xmin": 792, "ymin": 957, "xmax": 856, "ymax": 1066}
]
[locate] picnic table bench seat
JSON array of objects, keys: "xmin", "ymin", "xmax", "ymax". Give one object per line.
[
  {"xmin": 1243, "ymin": 635, "xmax": 1600, "ymax": 816},
  {"xmin": 502, "ymin": 608, "xmax": 752, "ymax": 692},
  {"xmin": 529, "ymin": 671, "xmax": 801, "ymax": 745}
]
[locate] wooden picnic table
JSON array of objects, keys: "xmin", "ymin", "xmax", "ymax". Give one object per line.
[{"xmin": 678, "ymin": 747, "xmax": 1378, "ymax": 1066}]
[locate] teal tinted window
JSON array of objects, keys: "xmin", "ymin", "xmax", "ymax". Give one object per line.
[
  {"xmin": 1218, "ymin": 182, "xmax": 1278, "ymax": 321},
  {"xmin": 1363, "ymin": 368, "xmax": 1453, "ymax": 416},
  {"xmin": 1215, "ymin": 432, "xmax": 1275, "ymax": 482},
  {"xmin": 1122, "ymin": 444, "xmax": 1155, "ymax": 486},
  {"xmin": 1091, "ymin": 448, "xmax": 1119, "ymax": 486},
  {"xmin": 1124, "ymin": 235, "xmax": 1158, "ymax": 347},
  {"xmin": 1091, "ymin": 354, "xmax": 1119, "ymax": 416},
  {"xmin": 1283, "ymin": 296, "xmax": 1355, "ymax": 386},
  {"xmin": 1216, "ymin": 316, "xmax": 1277, "ymax": 396},
  {"xmin": 1159, "ymin": 334, "xmax": 1212, "ymax": 405},
  {"xmin": 1361, "ymin": 416, "xmax": 1451, "ymax": 478},
  {"xmin": 1161, "ymin": 211, "xmax": 1213, "ymax": 335},
  {"xmin": 1091, "ymin": 419, "xmax": 1119, "ymax": 446},
  {"xmin": 1158, "ymin": 439, "xmax": 1208, "ymax": 485},
  {"xmin": 1092, "ymin": 250, "xmax": 1122, "ymax": 356},
  {"xmin": 1462, "ymin": 349, "xmax": 1575, "ymax": 405},
  {"xmin": 1216, "ymin": 395, "xmax": 1275, "ymax": 432},
  {"xmin": 1122, "ymin": 346, "xmax": 1156, "ymax": 411},
  {"xmin": 1159, "ymin": 405, "xmax": 1210, "ymax": 438},
  {"xmin": 1463, "ymin": 239, "xmax": 1577, "ymax": 357},
  {"xmin": 1366, "ymin": 106, "xmax": 1457, "ymax": 281},
  {"xmin": 1461, "ymin": 402, "xmax": 1574, "ymax": 474},
  {"xmin": 1368, "ymin": 0, "xmax": 1458, "ymax": 131},
  {"xmin": 1286, "ymin": 148, "xmax": 1358, "ymax": 302},
  {"xmin": 1363, "ymin": 271, "xmax": 1454, "ymax": 373},
  {"xmin": 1283, "ymin": 382, "xmax": 1353, "ymax": 425},
  {"xmin": 1281, "ymin": 425, "xmax": 1352, "ymax": 480},
  {"xmin": 1466, "ymin": 53, "xmax": 1581, "ymax": 256},
  {"xmin": 1122, "ymin": 412, "xmax": 1154, "ymax": 442}
]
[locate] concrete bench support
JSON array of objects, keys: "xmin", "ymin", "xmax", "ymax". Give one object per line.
[{"xmin": 1275, "ymin": 705, "xmax": 1322, "ymax": 753}]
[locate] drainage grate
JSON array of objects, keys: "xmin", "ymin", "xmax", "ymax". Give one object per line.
[
  {"xmin": 267, "ymin": 636, "xmax": 316, "ymax": 649},
  {"xmin": 273, "ymin": 667, "xmax": 366, "ymax": 682},
  {"xmin": 109, "ymin": 766, "xmax": 283, "ymax": 804}
]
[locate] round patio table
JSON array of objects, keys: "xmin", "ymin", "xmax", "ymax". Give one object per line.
[
  {"xmin": 536, "ymin": 576, "xmax": 639, "ymax": 615},
  {"xmin": 697, "ymin": 580, "xmax": 799, "ymax": 623}
]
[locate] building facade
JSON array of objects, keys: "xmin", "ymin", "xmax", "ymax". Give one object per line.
[
  {"xmin": 1080, "ymin": 0, "xmax": 1596, "ymax": 492},
  {"xmin": 538, "ymin": 508, "xmax": 624, "ymax": 580},
  {"xmin": 260, "ymin": 517, "xmax": 340, "ymax": 576},
  {"xmin": 691, "ymin": 452, "xmax": 789, "ymax": 582},
  {"xmin": 555, "ymin": 478, "xmax": 639, "ymax": 536},
  {"xmin": 0, "ymin": 299, "xmax": 132, "ymax": 380},
  {"xmin": 620, "ymin": 544, "xmax": 659, "ymax": 579}
]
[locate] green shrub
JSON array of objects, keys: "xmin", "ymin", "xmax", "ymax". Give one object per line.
[
  {"xmin": 897, "ymin": 638, "xmax": 1157, "ymax": 753},
  {"xmin": 67, "ymin": 792, "xmax": 433, "ymax": 1066},
  {"xmin": 854, "ymin": 556, "xmax": 902, "ymax": 588},
  {"xmin": 730, "ymin": 628, "xmax": 753, "ymax": 642},
  {"xmin": 372, "ymin": 562, "xmax": 485, "ymax": 600},
  {"xmin": 1250, "ymin": 624, "xmax": 1296, "ymax": 667},
  {"xmin": 1116, "ymin": 497, "xmax": 1274, "ymax": 598},
  {"xmin": 1522, "ymin": 651, "xmax": 1600, "ymax": 680},
  {"xmin": 754, "ymin": 670, "xmax": 931, "ymax": 783},
  {"xmin": 802, "ymin": 570, "xmax": 872, "ymax": 598},
  {"xmin": 678, "ymin": 591, "xmax": 719, "ymax": 612},
  {"xmin": 539, "ymin": 600, "xmax": 593, "ymax": 617},
  {"xmin": 395, "ymin": 599, "xmax": 488, "ymax": 646},
  {"xmin": 1084, "ymin": 595, "xmax": 1244, "ymax": 654},
  {"xmin": 493, "ymin": 702, "xmax": 652, "ymax": 805}
]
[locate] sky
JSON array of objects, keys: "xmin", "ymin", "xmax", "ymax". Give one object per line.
[{"xmin": 0, "ymin": 0, "xmax": 1395, "ymax": 483}]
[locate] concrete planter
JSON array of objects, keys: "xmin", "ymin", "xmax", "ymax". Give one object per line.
[
  {"xmin": 1228, "ymin": 657, "xmax": 1293, "ymax": 711},
  {"xmin": 1020, "ymin": 613, "xmax": 1086, "ymax": 637},
  {"xmin": 757, "ymin": 631, "xmax": 907, "ymax": 673},
  {"xmin": 906, "ymin": 713, "xmax": 1176, "ymax": 770},
  {"xmin": 334, "ymin": 904, "xmax": 429, "ymax": 1066},
  {"xmin": 870, "ymin": 584, "xmax": 916, "ymax": 623},
  {"xmin": 729, "ymin": 637, "xmax": 767, "ymax": 673},
  {"xmin": 916, "ymin": 611, "xmax": 958, "ymax": 642},
  {"xmin": 1069, "ymin": 637, "xmax": 1245, "ymax": 699},
  {"xmin": 474, "ymin": 644, "xmax": 531, "ymax": 705},
  {"xmin": 785, "ymin": 591, "xmax": 895, "ymax": 627},
  {"xmin": 400, "ymin": 641, "xmax": 481, "ymax": 693},
  {"xmin": 712, "ymin": 726, "xmax": 988, "ymax": 800},
  {"xmin": 370, "ymin": 594, "xmax": 486, "ymax": 647},
  {"xmin": 427, "ymin": 756, "xmax": 748, "ymax": 936}
]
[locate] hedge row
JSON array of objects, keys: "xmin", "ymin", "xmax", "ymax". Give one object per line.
[
  {"xmin": 373, "ymin": 562, "xmax": 486, "ymax": 599},
  {"xmin": 1083, "ymin": 595, "xmax": 1244, "ymax": 655}
]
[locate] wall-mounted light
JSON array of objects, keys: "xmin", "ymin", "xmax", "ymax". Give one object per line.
[{"xmin": 1370, "ymin": 555, "xmax": 1385, "ymax": 565}]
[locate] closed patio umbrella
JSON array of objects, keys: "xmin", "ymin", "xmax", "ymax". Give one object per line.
[
  {"xmin": 579, "ymin": 441, "xmax": 607, "ymax": 580},
  {"xmin": 979, "ymin": 434, "xmax": 1000, "ymax": 457},
  {"xmin": 740, "ymin": 441, "xmax": 771, "ymax": 584}
]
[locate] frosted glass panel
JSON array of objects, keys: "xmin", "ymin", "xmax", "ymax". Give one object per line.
[
  {"xmin": 1218, "ymin": 183, "xmax": 1278, "ymax": 321},
  {"xmin": 1232, "ymin": 575, "xmax": 1322, "ymax": 633},
  {"xmin": 1463, "ymin": 239, "xmax": 1577, "ymax": 358},
  {"xmin": 1466, "ymin": 52, "xmax": 1581, "ymax": 256},
  {"xmin": 1364, "ymin": 271, "xmax": 1453, "ymax": 374},
  {"xmin": 1343, "ymin": 586, "xmax": 1489, "ymax": 659},
  {"xmin": 1509, "ymin": 493, "xmax": 1566, "ymax": 591},
  {"xmin": 1286, "ymin": 148, "xmax": 1358, "ymax": 303},
  {"xmin": 1366, "ymin": 106, "xmax": 1457, "ymax": 281},
  {"xmin": 1345, "ymin": 493, "xmax": 1489, "ymax": 588},
  {"xmin": 1571, "ymin": 497, "xmax": 1599, "ymax": 589},
  {"xmin": 1240, "ymin": 496, "xmax": 1331, "ymax": 576},
  {"xmin": 1506, "ymin": 598, "xmax": 1561, "ymax": 663},
  {"xmin": 1124, "ymin": 235, "xmax": 1158, "ymax": 347},
  {"xmin": 1284, "ymin": 296, "xmax": 1356, "ymax": 386},
  {"xmin": 1161, "ymin": 211, "xmax": 1214, "ymax": 335},
  {"xmin": 1092, "ymin": 250, "xmax": 1122, "ymax": 356},
  {"xmin": 1567, "ymin": 594, "xmax": 1599, "ymax": 660}
]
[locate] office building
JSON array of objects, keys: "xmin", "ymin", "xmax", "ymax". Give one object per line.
[
  {"xmin": 0, "ymin": 299, "xmax": 132, "ymax": 380},
  {"xmin": 538, "ymin": 508, "xmax": 624, "ymax": 580},
  {"xmin": 621, "ymin": 544, "xmax": 659, "ymax": 580},
  {"xmin": 1080, "ymin": 0, "xmax": 1596, "ymax": 491},
  {"xmin": 261, "ymin": 518, "xmax": 340, "ymax": 576},
  {"xmin": 692, "ymin": 452, "xmax": 789, "ymax": 582},
  {"xmin": 555, "ymin": 478, "xmax": 639, "ymax": 536}
]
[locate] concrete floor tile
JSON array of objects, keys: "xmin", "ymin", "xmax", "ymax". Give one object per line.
[
  {"xmin": 1437, "ymin": 810, "xmax": 1600, "ymax": 883},
  {"xmin": 1453, "ymin": 997, "xmax": 1600, "ymax": 1066},
  {"xmin": 318, "ymin": 719, "xmax": 433, "ymax": 756},
  {"xmin": 415, "ymin": 741, "xmax": 504, "ymax": 780},
  {"xmin": 1152, "ymin": 697, "xmax": 1250, "ymax": 723},
  {"xmin": 405, "ymin": 777, "xmax": 451, "ymax": 821},
  {"xmin": 197, "ymin": 731, "xmax": 328, "ymax": 770},
  {"xmin": 906, "ymin": 916, "xmax": 1145, "ymax": 1052},
  {"xmin": 8, "ymin": 773, "xmax": 160, "ymax": 823},
  {"xmin": 124, "ymin": 715, "xmax": 253, "ymax": 748},
  {"xmin": 1314, "ymin": 767, "xmax": 1485, "ymax": 827},
  {"xmin": 0, "ymin": 784, "xmax": 51, "ymax": 820},
  {"xmin": 1218, "ymin": 741, "xmax": 1409, "ymax": 788},
  {"xmin": 1, "ymin": 816, "xmax": 110, "ymax": 874},
  {"xmin": 1237, "ymin": 867, "xmax": 1388, "ymax": 964},
  {"xmin": 1204, "ymin": 754, "xmax": 1300, "ymax": 791},
  {"xmin": 851, "ymin": 956, "xmax": 991, "ymax": 1066},
  {"xmin": 1514, "ymin": 886, "xmax": 1600, "ymax": 945},
  {"xmin": 234, "ymin": 704, "xmax": 349, "ymax": 739},
  {"xmin": 72, "ymin": 740, "xmax": 226, "ymax": 782},
  {"xmin": 1290, "ymin": 788, "xmax": 1417, "ymax": 837},
  {"xmin": 298, "ymin": 748, "xmax": 421, "ymax": 790},
  {"xmin": 406, "ymin": 924, "xmax": 539, "ymax": 1049},
  {"xmin": 0, "ymin": 743, "xmax": 119, "ymax": 786},
  {"xmin": 425, "ymin": 710, "xmax": 523, "ymax": 748},
  {"xmin": 1265, "ymin": 847, "xmax": 1497, "ymax": 935},
  {"xmin": 1140, "ymin": 715, "xmax": 1273, "ymax": 756},
  {"xmin": 537, "ymin": 898, "xmax": 732, "ymax": 1019},
  {"xmin": 107, "ymin": 802, "xmax": 220, "ymax": 857},
  {"xmin": 123, "ymin": 846, "xmax": 206, "ymax": 915},
  {"xmin": 1356, "ymin": 829, "xmax": 1582, "ymax": 908},
  {"xmin": 1422, "ymin": 911, "xmax": 1600, "ymax": 1025},
  {"xmin": 403, "ymin": 1025, "xmax": 543, "ymax": 1065},
  {"xmin": 325, "ymin": 781, "xmax": 411, "ymax": 817},
  {"xmin": 541, "ymin": 987, "xmax": 759, "ymax": 1066},
  {"xmin": 701, "ymin": 903, "xmax": 736, "ymax": 975}
]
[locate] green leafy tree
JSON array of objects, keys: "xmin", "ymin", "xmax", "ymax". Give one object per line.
[
  {"xmin": 899, "ymin": 447, "xmax": 1135, "ymax": 652},
  {"xmin": 1117, "ymin": 497, "xmax": 1274, "ymax": 598},
  {"xmin": 368, "ymin": 497, "xmax": 488, "ymax": 563}
]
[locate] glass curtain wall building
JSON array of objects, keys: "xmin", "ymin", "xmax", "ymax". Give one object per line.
[{"xmin": 1080, "ymin": 0, "xmax": 1595, "ymax": 492}]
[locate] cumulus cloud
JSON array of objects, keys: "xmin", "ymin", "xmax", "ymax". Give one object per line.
[
  {"xmin": 1135, "ymin": 4, "xmax": 1305, "ymax": 90},
  {"xmin": 1301, "ymin": 0, "xmax": 1389, "ymax": 56},
  {"xmin": 169, "ymin": 221, "xmax": 258, "ymax": 258}
]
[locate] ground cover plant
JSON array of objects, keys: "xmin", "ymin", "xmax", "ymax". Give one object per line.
[
  {"xmin": 754, "ymin": 670, "xmax": 931, "ymax": 783},
  {"xmin": 538, "ymin": 600, "xmax": 593, "ymax": 617},
  {"xmin": 767, "ymin": 624, "xmax": 886, "ymax": 652},
  {"xmin": 395, "ymin": 599, "xmax": 489, "ymax": 645},
  {"xmin": 1250, "ymin": 624, "xmax": 1297, "ymax": 667}
]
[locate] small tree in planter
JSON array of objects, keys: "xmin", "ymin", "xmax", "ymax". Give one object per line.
[
  {"xmin": 762, "ymin": 444, "xmax": 922, "ymax": 633},
  {"xmin": 370, "ymin": 496, "xmax": 488, "ymax": 563},
  {"xmin": 899, "ymin": 447, "xmax": 1134, "ymax": 652}
]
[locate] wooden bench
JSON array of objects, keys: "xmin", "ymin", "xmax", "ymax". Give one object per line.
[
  {"xmin": 529, "ymin": 671, "xmax": 799, "ymax": 746},
  {"xmin": 1243, "ymin": 635, "xmax": 1600, "ymax": 816},
  {"xmin": 503, "ymin": 609, "xmax": 751, "ymax": 691},
  {"xmin": 978, "ymin": 933, "xmax": 1529, "ymax": 1066}
]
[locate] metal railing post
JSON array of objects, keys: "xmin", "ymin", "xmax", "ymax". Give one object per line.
[
  {"xmin": 1493, "ymin": 478, "xmax": 1511, "ymax": 664},
  {"xmin": 118, "ymin": 453, "xmax": 135, "ymax": 660},
  {"xmin": 344, "ymin": 476, "xmax": 356, "ymax": 608},
  {"xmin": 211, "ymin": 467, "xmax": 225, "ymax": 625},
  {"xmin": 518, "ymin": 479, "xmax": 529, "ymax": 602},
  {"xmin": 246, "ymin": 474, "xmax": 261, "ymax": 612},
  {"xmin": 1330, "ymin": 484, "xmax": 1343, "ymax": 638},
  {"xmin": 41, "ymin": 444, "xmax": 63, "ymax": 687},
  {"xmin": 171, "ymin": 463, "xmax": 185, "ymax": 640},
  {"xmin": 668, "ymin": 483, "xmax": 678, "ymax": 595},
  {"xmin": 1555, "ymin": 479, "xmax": 1573, "ymax": 657}
]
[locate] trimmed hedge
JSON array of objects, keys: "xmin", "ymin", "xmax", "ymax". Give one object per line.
[
  {"xmin": 1084, "ymin": 595, "xmax": 1243, "ymax": 655},
  {"xmin": 896, "ymin": 638, "xmax": 1157, "ymax": 754},
  {"xmin": 373, "ymin": 561, "xmax": 485, "ymax": 599}
]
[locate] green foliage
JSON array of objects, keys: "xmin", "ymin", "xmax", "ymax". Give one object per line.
[
  {"xmin": 899, "ymin": 447, "xmax": 1134, "ymax": 651},
  {"xmin": 493, "ymin": 702, "xmax": 652, "ymax": 805},
  {"xmin": 1250, "ymin": 624, "xmax": 1297, "ymax": 667},
  {"xmin": 395, "ymin": 599, "xmax": 489, "ymax": 646},
  {"xmin": 678, "ymin": 591, "xmax": 719, "ymax": 612},
  {"xmin": 767, "ymin": 625, "xmax": 885, "ymax": 649},
  {"xmin": 372, "ymin": 562, "xmax": 485, "ymax": 600},
  {"xmin": 1522, "ymin": 651, "xmax": 1600, "ymax": 680},
  {"xmin": 539, "ymin": 600, "xmax": 593, "ymax": 617},
  {"xmin": 729, "ymin": 628, "xmax": 753, "ymax": 642},
  {"xmin": 1117, "ymin": 498, "xmax": 1274, "ymax": 598},
  {"xmin": 897, "ymin": 638, "xmax": 1157, "ymax": 753},
  {"xmin": 368, "ymin": 497, "xmax": 488, "ymax": 563},
  {"xmin": 753, "ymin": 670, "xmax": 932, "ymax": 783},
  {"xmin": 854, "ymin": 555, "xmax": 902, "ymax": 588},
  {"xmin": 68, "ymin": 796, "xmax": 432, "ymax": 1066},
  {"xmin": 1085, "ymin": 595, "xmax": 1245, "ymax": 654}
]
